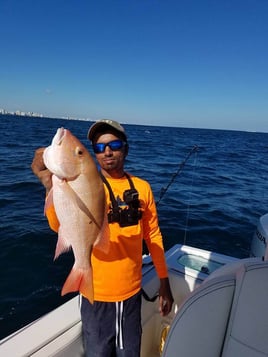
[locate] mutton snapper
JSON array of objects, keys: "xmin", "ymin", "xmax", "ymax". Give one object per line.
[{"xmin": 43, "ymin": 127, "xmax": 109, "ymax": 303}]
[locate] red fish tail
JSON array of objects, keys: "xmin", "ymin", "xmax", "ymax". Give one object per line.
[{"xmin": 61, "ymin": 266, "xmax": 94, "ymax": 304}]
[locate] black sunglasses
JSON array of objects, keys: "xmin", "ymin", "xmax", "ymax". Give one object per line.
[{"xmin": 93, "ymin": 139, "xmax": 126, "ymax": 154}]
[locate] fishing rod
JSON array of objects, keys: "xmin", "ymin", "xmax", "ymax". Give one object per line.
[{"xmin": 156, "ymin": 145, "xmax": 199, "ymax": 207}]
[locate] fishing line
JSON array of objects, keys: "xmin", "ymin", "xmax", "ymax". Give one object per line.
[
  {"xmin": 183, "ymin": 149, "xmax": 199, "ymax": 245},
  {"xmin": 156, "ymin": 145, "xmax": 199, "ymax": 207}
]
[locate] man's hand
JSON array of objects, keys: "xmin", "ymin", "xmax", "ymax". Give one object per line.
[
  {"xmin": 159, "ymin": 277, "xmax": 174, "ymax": 316},
  {"xmin": 31, "ymin": 147, "xmax": 52, "ymax": 193}
]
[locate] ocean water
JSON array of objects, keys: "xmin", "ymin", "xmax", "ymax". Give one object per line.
[{"xmin": 1, "ymin": 115, "xmax": 268, "ymax": 339}]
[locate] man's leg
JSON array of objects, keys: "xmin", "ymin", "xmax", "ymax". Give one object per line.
[
  {"xmin": 116, "ymin": 291, "xmax": 142, "ymax": 357},
  {"xmin": 81, "ymin": 297, "xmax": 116, "ymax": 357}
]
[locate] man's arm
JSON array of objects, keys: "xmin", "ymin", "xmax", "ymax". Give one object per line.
[
  {"xmin": 142, "ymin": 183, "xmax": 174, "ymax": 316},
  {"xmin": 31, "ymin": 147, "xmax": 59, "ymax": 232}
]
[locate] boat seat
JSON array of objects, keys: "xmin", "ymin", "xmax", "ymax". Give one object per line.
[{"xmin": 162, "ymin": 258, "xmax": 268, "ymax": 357}]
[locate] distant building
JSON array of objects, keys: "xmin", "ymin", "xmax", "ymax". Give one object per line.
[{"xmin": 0, "ymin": 109, "xmax": 43, "ymax": 118}]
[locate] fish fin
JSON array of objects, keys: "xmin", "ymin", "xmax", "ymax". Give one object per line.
[
  {"xmin": 54, "ymin": 230, "xmax": 72, "ymax": 260},
  {"xmin": 65, "ymin": 182, "xmax": 103, "ymax": 231},
  {"xmin": 61, "ymin": 265, "xmax": 94, "ymax": 304},
  {"xmin": 60, "ymin": 181, "xmax": 82, "ymax": 208},
  {"xmin": 93, "ymin": 215, "xmax": 110, "ymax": 253}
]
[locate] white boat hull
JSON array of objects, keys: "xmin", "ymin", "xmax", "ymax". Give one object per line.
[{"xmin": 0, "ymin": 244, "xmax": 238, "ymax": 357}]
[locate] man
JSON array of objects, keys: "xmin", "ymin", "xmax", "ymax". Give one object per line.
[{"xmin": 31, "ymin": 119, "xmax": 173, "ymax": 357}]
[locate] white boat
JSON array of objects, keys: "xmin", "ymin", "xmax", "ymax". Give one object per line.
[{"xmin": 1, "ymin": 213, "xmax": 268, "ymax": 357}]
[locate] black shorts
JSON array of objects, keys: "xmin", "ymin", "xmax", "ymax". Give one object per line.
[{"xmin": 81, "ymin": 291, "xmax": 142, "ymax": 357}]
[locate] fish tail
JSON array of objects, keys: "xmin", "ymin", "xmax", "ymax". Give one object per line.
[{"xmin": 61, "ymin": 265, "xmax": 94, "ymax": 304}]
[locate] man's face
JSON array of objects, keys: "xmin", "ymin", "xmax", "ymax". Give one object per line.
[{"xmin": 93, "ymin": 133, "xmax": 127, "ymax": 175}]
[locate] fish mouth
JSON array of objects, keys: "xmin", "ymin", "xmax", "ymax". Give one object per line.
[
  {"xmin": 43, "ymin": 127, "xmax": 67, "ymax": 176},
  {"xmin": 52, "ymin": 127, "xmax": 66, "ymax": 146},
  {"xmin": 44, "ymin": 127, "xmax": 81, "ymax": 181}
]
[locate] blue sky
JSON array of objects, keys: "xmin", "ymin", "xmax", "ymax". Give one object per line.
[{"xmin": 1, "ymin": 0, "xmax": 267, "ymax": 132}]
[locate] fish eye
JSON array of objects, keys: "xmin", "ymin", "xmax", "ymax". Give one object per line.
[{"xmin": 75, "ymin": 147, "xmax": 84, "ymax": 156}]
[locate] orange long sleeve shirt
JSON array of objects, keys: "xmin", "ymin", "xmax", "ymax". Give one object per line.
[{"xmin": 46, "ymin": 173, "xmax": 168, "ymax": 302}]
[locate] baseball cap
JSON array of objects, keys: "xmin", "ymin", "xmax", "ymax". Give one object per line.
[{"xmin": 87, "ymin": 119, "xmax": 127, "ymax": 142}]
